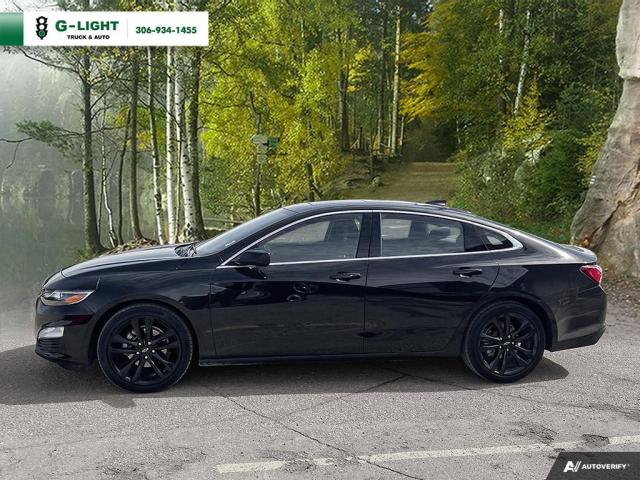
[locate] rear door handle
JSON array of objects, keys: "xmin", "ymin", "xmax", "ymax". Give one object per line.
[
  {"xmin": 330, "ymin": 272, "xmax": 362, "ymax": 282},
  {"xmin": 453, "ymin": 267, "xmax": 483, "ymax": 277}
]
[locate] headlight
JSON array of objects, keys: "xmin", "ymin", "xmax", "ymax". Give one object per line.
[{"xmin": 40, "ymin": 290, "xmax": 94, "ymax": 306}]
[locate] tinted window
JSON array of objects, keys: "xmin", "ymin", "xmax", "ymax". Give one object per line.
[
  {"xmin": 464, "ymin": 224, "xmax": 488, "ymax": 252},
  {"xmin": 259, "ymin": 213, "xmax": 363, "ymax": 263},
  {"xmin": 197, "ymin": 208, "xmax": 293, "ymax": 255},
  {"xmin": 481, "ymin": 229, "xmax": 513, "ymax": 250},
  {"xmin": 380, "ymin": 213, "xmax": 464, "ymax": 256}
]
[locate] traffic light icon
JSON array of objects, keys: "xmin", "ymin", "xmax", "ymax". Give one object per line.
[{"xmin": 36, "ymin": 16, "xmax": 48, "ymax": 40}]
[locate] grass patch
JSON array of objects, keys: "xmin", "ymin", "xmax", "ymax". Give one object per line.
[
  {"xmin": 339, "ymin": 161, "xmax": 459, "ymax": 202},
  {"xmin": 335, "ymin": 159, "xmax": 571, "ymax": 243}
]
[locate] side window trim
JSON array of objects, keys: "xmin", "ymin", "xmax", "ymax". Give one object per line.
[
  {"xmin": 377, "ymin": 212, "xmax": 466, "ymax": 258},
  {"xmin": 219, "ymin": 210, "xmax": 370, "ymax": 267},
  {"xmin": 217, "ymin": 209, "xmax": 523, "ymax": 267},
  {"xmin": 367, "ymin": 210, "xmax": 523, "ymax": 260}
]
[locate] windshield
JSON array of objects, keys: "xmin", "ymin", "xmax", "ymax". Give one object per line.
[{"xmin": 196, "ymin": 208, "xmax": 293, "ymax": 255}]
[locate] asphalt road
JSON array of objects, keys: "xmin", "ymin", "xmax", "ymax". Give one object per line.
[{"xmin": 0, "ymin": 298, "xmax": 638, "ymax": 480}]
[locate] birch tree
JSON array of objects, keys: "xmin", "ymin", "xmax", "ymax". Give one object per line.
[
  {"xmin": 99, "ymin": 107, "xmax": 118, "ymax": 248},
  {"xmin": 128, "ymin": 53, "xmax": 143, "ymax": 240},
  {"xmin": 376, "ymin": 0, "xmax": 388, "ymax": 154},
  {"xmin": 166, "ymin": 46, "xmax": 178, "ymax": 244},
  {"xmin": 571, "ymin": 0, "xmax": 640, "ymax": 277},
  {"xmin": 513, "ymin": 8, "xmax": 531, "ymax": 113},
  {"xmin": 187, "ymin": 49, "xmax": 206, "ymax": 239},
  {"xmin": 147, "ymin": 47, "xmax": 165, "ymax": 244},
  {"xmin": 389, "ymin": 4, "xmax": 401, "ymax": 156},
  {"xmin": 175, "ymin": 49, "xmax": 200, "ymax": 241}
]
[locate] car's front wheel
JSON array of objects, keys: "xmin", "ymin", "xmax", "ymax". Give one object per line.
[
  {"xmin": 462, "ymin": 301, "xmax": 545, "ymax": 383},
  {"xmin": 97, "ymin": 303, "xmax": 193, "ymax": 393}
]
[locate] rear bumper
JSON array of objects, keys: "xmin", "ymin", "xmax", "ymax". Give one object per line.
[
  {"xmin": 549, "ymin": 285, "xmax": 606, "ymax": 351},
  {"xmin": 549, "ymin": 325, "xmax": 605, "ymax": 352}
]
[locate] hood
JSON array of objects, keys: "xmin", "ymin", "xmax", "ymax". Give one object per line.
[{"xmin": 61, "ymin": 244, "xmax": 183, "ymax": 277}]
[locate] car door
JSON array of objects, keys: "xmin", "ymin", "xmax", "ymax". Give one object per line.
[
  {"xmin": 209, "ymin": 211, "xmax": 371, "ymax": 358},
  {"xmin": 364, "ymin": 212, "xmax": 500, "ymax": 353}
]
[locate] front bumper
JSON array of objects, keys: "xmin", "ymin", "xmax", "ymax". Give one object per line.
[{"xmin": 34, "ymin": 297, "xmax": 96, "ymax": 367}]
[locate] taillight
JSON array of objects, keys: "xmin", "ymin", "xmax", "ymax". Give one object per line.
[{"xmin": 580, "ymin": 265, "xmax": 603, "ymax": 284}]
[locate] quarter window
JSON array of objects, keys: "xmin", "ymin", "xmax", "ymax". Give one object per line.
[
  {"xmin": 479, "ymin": 229, "xmax": 513, "ymax": 250},
  {"xmin": 380, "ymin": 213, "xmax": 465, "ymax": 256},
  {"xmin": 258, "ymin": 213, "xmax": 363, "ymax": 263}
]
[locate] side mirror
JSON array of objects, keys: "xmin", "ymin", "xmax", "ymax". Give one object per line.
[{"xmin": 235, "ymin": 248, "xmax": 270, "ymax": 267}]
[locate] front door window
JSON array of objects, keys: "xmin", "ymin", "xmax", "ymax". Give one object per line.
[{"xmin": 258, "ymin": 213, "xmax": 364, "ymax": 263}]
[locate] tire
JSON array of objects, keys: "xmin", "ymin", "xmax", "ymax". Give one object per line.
[
  {"xmin": 462, "ymin": 301, "xmax": 545, "ymax": 383},
  {"xmin": 97, "ymin": 303, "xmax": 193, "ymax": 393}
]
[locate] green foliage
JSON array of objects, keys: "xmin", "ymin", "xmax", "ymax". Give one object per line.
[
  {"xmin": 525, "ymin": 130, "xmax": 585, "ymax": 219},
  {"xmin": 199, "ymin": 0, "xmax": 356, "ymax": 218},
  {"xmin": 16, "ymin": 120, "xmax": 79, "ymax": 159},
  {"xmin": 404, "ymin": 0, "xmax": 622, "ymax": 239}
]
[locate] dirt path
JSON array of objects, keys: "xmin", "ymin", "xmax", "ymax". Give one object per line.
[{"xmin": 341, "ymin": 161, "xmax": 458, "ymax": 203}]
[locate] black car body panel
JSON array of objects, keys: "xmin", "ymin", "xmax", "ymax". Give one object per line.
[{"xmin": 35, "ymin": 200, "xmax": 606, "ymax": 370}]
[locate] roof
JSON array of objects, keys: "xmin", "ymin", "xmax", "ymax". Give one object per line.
[{"xmin": 284, "ymin": 199, "xmax": 473, "ymax": 218}]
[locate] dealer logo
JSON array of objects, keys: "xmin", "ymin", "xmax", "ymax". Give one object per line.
[
  {"xmin": 563, "ymin": 461, "xmax": 582, "ymax": 473},
  {"xmin": 561, "ymin": 459, "xmax": 630, "ymax": 474},
  {"xmin": 36, "ymin": 16, "xmax": 48, "ymax": 40}
]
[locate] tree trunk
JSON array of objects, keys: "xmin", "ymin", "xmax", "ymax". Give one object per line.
[
  {"xmin": 497, "ymin": 6, "xmax": 508, "ymax": 115},
  {"xmin": 117, "ymin": 109, "xmax": 130, "ymax": 245},
  {"xmin": 100, "ymin": 109, "xmax": 117, "ymax": 248},
  {"xmin": 81, "ymin": 51, "xmax": 103, "ymax": 254},
  {"xmin": 129, "ymin": 54, "xmax": 143, "ymax": 240},
  {"xmin": 513, "ymin": 8, "xmax": 531, "ymax": 113},
  {"xmin": 571, "ymin": 0, "xmax": 640, "ymax": 277},
  {"xmin": 175, "ymin": 49, "xmax": 199, "ymax": 241},
  {"xmin": 305, "ymin": 162, "xmax": 315, "ymax": 202},
  {"xmin": 337, "ymin": 29, "xmax": 350, "ymax": 152},
  {"xmin": 147, "ymin": 47, "xmax": 165, "ymax": 245},
  {"xmin": 389, "ymin": 4, "xmax": 401, "ymax": 157},
  {"xmin": 166, "ymin": 46, "xmax": 178, "ymax": 244},
  {"xmin": 398, "ymin": 114, "xmax": 405, "ymax": 154},
  {"xmin": 248, "ymin": 91, "xmax": 262, "ymax": 217},
  {"xmin": 187, "ymin": 48, "xmax": 205, "ymax": 239},
  {"xmin": 338, "ymin": 69, "xmax": 350, "ymax": 152},
  {"xmin": 376, "ymin": 2, "xmax": 388, "ymax": 154}
]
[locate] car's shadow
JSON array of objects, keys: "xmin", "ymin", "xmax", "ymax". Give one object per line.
[{"xmin": 0, "ymin": 345, "xmax": 569, "ymax": 408}]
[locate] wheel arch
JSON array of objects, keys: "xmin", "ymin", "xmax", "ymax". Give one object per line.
[
  {"xmin": 460, "ymin": 293, "xmax": 557, "ymax": 350},
  {"xmin": 89, "ymin": 298, "xmax": 200, "ymax": 363}
]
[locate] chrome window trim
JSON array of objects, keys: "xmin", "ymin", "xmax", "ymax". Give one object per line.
[
  {"xmin": 217, "ymin": 209, "xmax": 523, "ymax": 268},
  {"xmin": 218, "ymin": 210, "xmax": 368, "ymax": 268}
]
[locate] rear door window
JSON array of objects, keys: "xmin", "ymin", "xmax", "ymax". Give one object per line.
[{"xmin": 380, "ymin": 213, "xmax": 465, "ymax": 257}]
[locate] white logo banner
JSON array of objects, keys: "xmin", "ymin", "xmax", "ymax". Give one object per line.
[{"xmin": 23, "ymin": 11, "xmax": 208, "ymax": 46}]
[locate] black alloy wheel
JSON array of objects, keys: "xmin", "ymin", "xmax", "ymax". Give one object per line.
[
  {"xmin": 462, "ymin": 302, "xmax": 545, "ymax": 382},
  {"xmin": 97, "ymin": 304, "xmax": 193, "ymax": 393}
]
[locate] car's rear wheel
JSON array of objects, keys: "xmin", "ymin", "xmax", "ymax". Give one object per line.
[
  {"xmin": 97, "ymin": 304, "xmax": 193, "ymax": 393},
  {"xmin": 462, "ymin": 301, "xmax": 545, "ymax": 383}
]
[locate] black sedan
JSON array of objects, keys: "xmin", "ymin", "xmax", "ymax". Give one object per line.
[{"xmin": 35, "ymin": 200, "xmax": 606, "ymax": 392}]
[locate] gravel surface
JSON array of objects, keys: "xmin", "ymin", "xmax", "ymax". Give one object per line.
[{"xmin": 0, "ymin": 283, "xmax": 638, "ymax": 480}]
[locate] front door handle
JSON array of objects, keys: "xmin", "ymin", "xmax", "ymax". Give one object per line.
[
  {"xmin": 453, "ymin": 267, "xmax": 483, "ymax": 277},
  {"xmin": 330, "ymin": 272, "xmax": 362, "ymax": 282}
]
